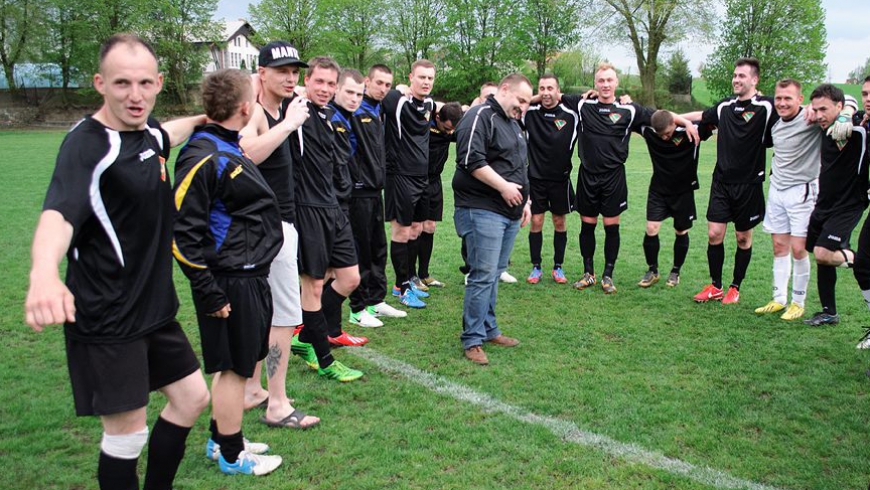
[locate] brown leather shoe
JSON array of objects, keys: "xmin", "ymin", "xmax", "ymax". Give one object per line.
[
  {"xmin": 464, "ymin": 345, "xmax": 489, "ymax": 365},
  {"xmin": 487, "ymin": 334, "xmax": 519, "ymax": 347}
]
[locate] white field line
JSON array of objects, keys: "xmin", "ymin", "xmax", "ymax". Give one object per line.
[{"xmin": 348, "ymin": 347, "xmax": 786, "ymax": 490}]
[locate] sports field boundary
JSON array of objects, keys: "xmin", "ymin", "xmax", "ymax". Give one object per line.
[{"xmin": 348, "ymin": 347, "xmax": 786, "ymax": 490}]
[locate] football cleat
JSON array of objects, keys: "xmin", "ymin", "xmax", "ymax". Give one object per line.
[{"xmin": 693, "ymin": 284, "xmax": 723, "ymax": 302}]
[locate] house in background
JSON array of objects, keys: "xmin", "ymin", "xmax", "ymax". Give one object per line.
[{"xmin": 199, "ymin": 19, "xmax": 259, "ymax": 73}]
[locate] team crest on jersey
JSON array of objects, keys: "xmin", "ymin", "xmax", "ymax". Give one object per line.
[
  {"xmin": 836, "ymin": 139, "xmax": 847, "ymax": 151},
  {"xmin": 159, "ymin": 156, "xmax": 166, "ymax": 182},
  {"xmin": 554, "ymin": 119, "xmax": 566, "ymax": 130},
  {"xmin": 609, "ymin": 113, "xmax": 622, "ymax": 123},
  {"xmin": 742, "ymin": 111, "xmax": 755, "ymax": 122},
  {"xmin": 672, "ymin": 136, "xmax": 683, "ymax": 146}
]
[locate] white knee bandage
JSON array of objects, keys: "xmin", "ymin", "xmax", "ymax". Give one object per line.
[{"xmin": 101, "ymin": 428, "xmax": 149, "ymax": 460}]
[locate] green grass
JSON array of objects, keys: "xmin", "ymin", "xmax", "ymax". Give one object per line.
[
  {"xmin": 691, "ymin": 79, "xmax": 714, "ymax": 107},
  {"xmin": 2, "ymin": 129, "xmax": 870, "ymax": 489}
]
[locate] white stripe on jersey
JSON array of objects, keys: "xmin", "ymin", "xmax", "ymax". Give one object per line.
[
  {"xmin": 856, "ymin": 126, "xmax": 867, "ymax": 176},
  {"xmin": 147, "ymin": 125, "xmax": 163, "ymax": 151},
  {"xmin": 559, "ymin": 103, "xmax": 580, "ymax": 150},
  {"xmin": 715, "ymin": 97, "xmax": 738, "ymax": 120},
  {"xmin": 614, "ymin": 102, "xmax": 637, "ymax": 138},
  {"xmin": 751, "ymin": 95, "xmax": 774, "ymax": 143},
  {"xmin": 296, "ymin": 126, "xmax": 304, "ymax": 157},
  {"xmin": 396, "ymin": 97, "xmax": 407, "ymax": 140},
  {"xmin": 461, "ymin": 106, "xmax": 491, "ymax": 169},
  {"xmin": 92, "ymin": 129, "xmax": 125, "ymax": 267}
]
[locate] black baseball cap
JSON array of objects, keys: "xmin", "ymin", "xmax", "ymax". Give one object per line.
[{"xmin": 259, "ymin": 41, "xmax": 308, "ymax": 68}]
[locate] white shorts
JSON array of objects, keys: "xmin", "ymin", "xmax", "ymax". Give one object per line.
[
  {"xmin": 762, "ymin": 181, "xmax": 817, "ymax": 237},
  {"xmin": 268, "ymin": 222, "xmax": 302, "ymax": 326}
]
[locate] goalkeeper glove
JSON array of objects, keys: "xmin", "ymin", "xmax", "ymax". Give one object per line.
[{"xmin": 827, "ymin": 110, "xmax": 853, "ymax": 141}]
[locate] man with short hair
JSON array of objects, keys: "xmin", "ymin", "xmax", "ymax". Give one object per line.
[
  {"xmin": 416, "ymin": 101, "xmax": 463, "ymax": 288},
  {"xmin": 684, "ymin": 58, "xmax": 779, "ymax": 305},
  {"xmin": 560, "ymin": 63, "xmax": 698, "ymax": 294},
  {"xmin": 174, "ymin": 68, "xmax": 285, "ymax": 476},
  {"xmin": 347, "ymin": 64, "xmax": 408, "ymax": 327},
  {"xmin": 754, "ymin": 79, "xmax": 858, "ymax": 321},
  {"xmin": 382, "ymin": 59, "xmax": 436, "ymax": 308},
  {"xmin": 287, "ymin": 56, "xmax": 365, "ymax": 381},
  {"xmin": 803, "ymin": 83, "xmax": 868, "ymax": 326},
  {"xmin": 524, "ymin": 74, "xmax": 578, "ymax": 284},
  {"xmin": 238, "ymin": 41, "xmax": 320, "ymax": 428},
  {"xmin": 851, "ymin": 76, "xmax": 870, "ymax": 348},
  {"xmin": 637, "ymin": 110, "xmax": 712, "ymax": 288},
  {"xmin": 470, "ymin": 81, "xmax": 497, "ymax": 107},
  {"xmin": 453, "ymin": 73, "xmax": 533, "ymax": 365},
  {"xmin": 24, "ymin": 34, "xmax": 209, "ymax": 490}
]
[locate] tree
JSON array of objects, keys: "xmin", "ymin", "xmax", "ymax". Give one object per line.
[
  {"xmin": 597, "ymin": 0, "xmax": 712, "ymax": 106},
  {"xmin": 0, "ymin": 0, "xmax": 43, "ymax": 94},
  {"xmin": 143, "ymin": 0, "xmax": 219, "ymax": 106},
  {"xmin": 320, "ymin": 0, "xmax": 386, "ymax": 70},
  {"xmin": 664, "ymin": 49, "xmax": 691, "ymax": 95},
  {"xmin": 248, "ymin": 0, "xmax": 321, "ymax": 60},
  {"xmin": 383, "ymin": 0, "xmax": 446, "ymax": 74},
  {"xmin": 551, "ymin": 45, "xmax": 601, "ymax": 89},
  {"xmin": 702, "ymin": 0, "xmax": 826, "ymax": 99},
  {"xmin": 518, "ymin": 0, "xmax": 587, "ymax": 78},
  {"xmin": 848, "ymin": 56, "xmax": 870, "ymax": 83},
  {"xmin": 45, "ymin": 0, "xmax": 92, "ymax": 92}
]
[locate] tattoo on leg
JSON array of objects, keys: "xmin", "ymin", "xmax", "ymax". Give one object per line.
[{"xmin": 266, "ymin": 343, "xmax": 282, "ymax": 379}]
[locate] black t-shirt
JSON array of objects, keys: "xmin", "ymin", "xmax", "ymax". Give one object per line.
[
  {"xmin": 329, "ymin": 103, "xmax": 354, "ymax": 205},
  {"xmin": 43, "ymin": 116, "xmax": 176, "ymax": 343},
  {"xmin": 382, "ymin": 89, "xmax": 434, "ymax": 176},
  {"xmin": 815, "ymin": 126, "xmax": 869, "ymax": 215},
  {"xmin": 453, "ymin": 96, "xmax": 529, "ymax": 220},
  {"xmin": 289, "ymin": 101, "xmax": 339, "ymax": 208},
  {"xmin": 701, "ymin": 95, "xmax": 778, "ymax": 184},
  {"xmin": 641, "ymin": 124, "xmax": 713, "ymax": 195},
  {"xmin": 257, "ymin": 99, "xmax": 296, "ymax": 224},
  {"xmin": 352, "ymin": 95, "xmax": 386, "ymax": 194},
  {"xmin": 524, "ymin": 102, "xmax": 579, "ymax": 181},
  {"xmin": 562, "ymin": 95, "xmax": 653, "ymax": 174},
  {"xmin": 428, "ymin": 119, "xmax": 455, "ymax": 178}
]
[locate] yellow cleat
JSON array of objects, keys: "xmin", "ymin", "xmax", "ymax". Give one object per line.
[
  {"xmin": 754, "ymin": 300, "xmax": 786, "ymax": 314},
  {"xmin": 780, "ymin": 302, "xmax": 805, "ymax": 321}
]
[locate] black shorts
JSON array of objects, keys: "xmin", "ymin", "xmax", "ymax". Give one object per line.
[
  {"xmin": 196, "ymin": 275, "xmax": 272, "ymax": 378},
  {"xmin": 530, "ymin": 178, "xmax": 575, "ymax": 215},
  {"xmin": 646, "ymin": 189, "xmax": 697, "ymax": 231},
  {"xmin": 385, "ymin": 174, "xmax": 427, "ymax": 226},
  {"xmin": 805, "ymin": 206, "xmax": 865, "ymax": 251},
  {"xmin": 576, "ymin": 167, "xmax": 628, "ymax": 217},
  {"xmin": 424, "ymin": 176, "xmax": 444, "ymax": 221},
  {"xmin": 66, "ymin": 321, "xmax": 200, "ymax": 416},
  {"xmin": 297, "ymin": 205, "xmax": 358, "ymax": 279},
  {"xmin": 706, "ymin": 180, "xmax": 765, "ymax": 231}
]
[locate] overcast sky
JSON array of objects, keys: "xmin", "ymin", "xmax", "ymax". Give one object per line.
[{"xmin": 217, "ymin": 0, "xmax": 867, "ymax": 82}]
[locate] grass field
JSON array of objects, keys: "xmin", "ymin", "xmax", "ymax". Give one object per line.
[{"xmin": 1, "ymin": 128, "xmax": 869, "ymax": 490}]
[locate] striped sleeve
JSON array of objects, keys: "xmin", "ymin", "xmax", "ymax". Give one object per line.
[{"xmin": 456, "ymin": 106, "xmax": 491, "ymax": 171}]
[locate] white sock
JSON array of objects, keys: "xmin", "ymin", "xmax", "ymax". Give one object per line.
[
  {"xmin": 792, "ymin": 256, "xmax": 810, "ymax": 307},
  {"xmin": 772, "ymin": 255, "xmax": 790, "ymax": 305},
  {"xmin": 862, "ymin": 289, "xmax": 870, "ymax": 311}
]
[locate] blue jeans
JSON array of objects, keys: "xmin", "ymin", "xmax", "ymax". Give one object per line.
[{"xmin": 454, "ymin": 207, "xmax": 520, "ymax": 349}]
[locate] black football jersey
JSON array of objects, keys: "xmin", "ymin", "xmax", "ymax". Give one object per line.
[
  {"xmin": 289, "ymin": 101, "xmax": 340, "ymax": 207},
  {"xmin": 382, "ymin": 89, "xmax": 434, "ymax": 176},
  {"xmin": 641, "ymin": 124, "xmax": 712, "ymax": 195},
  {"xmin": 701, "ymin": 95, "xmax": 778, "ymax": 184},
  {"xmin": 524, "ymin": 102, "xmax": 579, "ymax": 181}
]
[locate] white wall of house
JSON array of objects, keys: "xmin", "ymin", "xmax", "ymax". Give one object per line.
[{"xmin": 202, "ymin": 20, "xmax": 259, "ymax": 73}]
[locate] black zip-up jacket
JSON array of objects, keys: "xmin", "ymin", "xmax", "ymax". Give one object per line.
[
  {"xmin": 173, "ymin": 123, "xmax": 283, "ymax": 314},
  {"xmin": 453, "ymin": 95, "xmax": 529, "ymax": 220},
  {"xmin": 352, "ymin": 95, "xmax": 386, "ymax": 195}
]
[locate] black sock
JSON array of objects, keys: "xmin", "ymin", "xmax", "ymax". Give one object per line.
[
  {"xmin": 321, "ymin": 280, "xmax": 346, "ymax": 337},
  {"xmin": 817, "ymin": 264, "xmax": 838, "ymax": 314},
  {"xmin": 209, "ymin": 418, "xmax": 218, "ymax": 441},
  {"xmin": 418, "ymin": 231, "xmax": 434, "ymax": 278},
  {"xmin": 603, "ymin": 224, "xmax": 619, "ymax": 278},
  {"xmin": 673, "ymin": 233, "xmax": 689, "ymax": 271},
  {"xmin": 143, "ymin": 417, "xmax": 192, "ymax": 490},
  {"xmin": 643, "ymin": 233, "xmax": 659, "ymax": 273},
  {"xmin": 459, "ymin": 236, "xmax": 470, "ymax": 274},
  {"xmin": 529, "ymin": 231, "xmax": 543, "ymax": 267},
  {"xmin": 732, "ymin": 246, "xmax": 752, "ymax": 288},
  {"xmin": 217, "ymin": 430, "xmax": 243, "ymax": 464},
  {"xmin": 98, "ymin": 452, "xmax": 139, "ymax": 490},
  {"xmin": 407, "ymin": 237, "xmax": 419, "ymax": 281},
  {"xmin": 708, "ymin": 243, "xmax": 725, "ymax": 289},
  {"xmin": 390, "ymin": 240, "xmax": 409, "ymax": 293},
  {"xmin": 300, "ymin": 310, "xmax": 334, "ymax": 368},
  {"xmin": 553, "ymin": 231, "xmax": 567, "ymax": 268},
  {"xmin": 580, "ymin": 222, "xmax": 596, "ymax": 274}
]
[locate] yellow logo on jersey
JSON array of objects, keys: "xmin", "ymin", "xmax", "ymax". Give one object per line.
[
  {"xmin": 554, "ymin": 119, "xmax": 566, "ymax": 130},
  {"xmin": 336, "ymin": 127, "xmax": 347, "ymax": 133},
  {"xmin": 742, "ymin": 111, "xmax": 755, "ymax": 122},
  {"xmin": 672, "ymin": 136, "xmax": 683, "ymax": 146},
  {"xmin": 229, "ymin": 165, "xmax": 243, "ymax": 179},
  {"xmin": 609, "ymin": 113, "xmax": 622, "ymax": 123},
  {"xmin": 360, "ymin": 117, "xmax": 372, "ymax": 123},
  {"xmin": 430, "ymin": 127, "xmax": 441, "ymax": 134}
]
